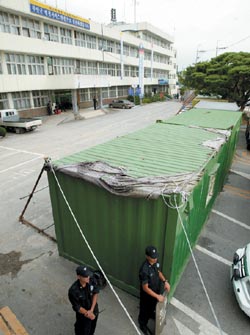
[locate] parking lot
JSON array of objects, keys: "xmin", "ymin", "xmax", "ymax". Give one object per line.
[{"xmin": 0, "ymin": 103, "xmax": 249, "ymax": 334}]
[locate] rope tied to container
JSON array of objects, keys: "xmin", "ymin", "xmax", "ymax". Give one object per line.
[{"xmin": 161, "ymin": 187, "xmax": 224, "ymax": 335}]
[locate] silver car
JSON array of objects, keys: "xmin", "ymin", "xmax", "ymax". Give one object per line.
[
  {"xmin": 109, "ymin": 99, "xmax": 135, "ymax": 109},
  {"xmin": 231, "ymin": 243, "xmax": 250, "ymax": 317}
]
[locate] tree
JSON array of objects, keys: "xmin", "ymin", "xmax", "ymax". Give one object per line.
[{"xmin": 180, "ymin": 52, "xmax": 250, "ymax": 110}]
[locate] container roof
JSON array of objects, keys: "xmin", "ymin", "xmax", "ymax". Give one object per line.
[
  {"xmin": 54, "ymin": 123, "xmax": 223, "ymax": 178},
  {"xmin": 164, "ymin": 108, "xmax": 241, "ymax": 130},
  {"xmin": 53, "ymin": 120, "xmax": 239, "ymax": 198},
  {"xmin": 195, "ymin": 101, "xmax": 239, "ymax": 111}
]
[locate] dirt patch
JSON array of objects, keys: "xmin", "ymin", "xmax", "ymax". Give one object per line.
[{"xmin": 0, "ymin": 251, "xmax": 33, "ymax": 278}]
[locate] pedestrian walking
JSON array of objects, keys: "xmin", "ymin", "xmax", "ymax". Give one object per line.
[
  {"xmin": 93, "ymin": 96, "xmax": 97, "ymax": 110},
  {"xmin": 68, "ymin": 265, "xmax": 99, "ymax": 335},
  {"xmin": 138, "ymin": 246, "xmax": 170, "ymax": 334},
  {"xmin": 47, "ymin": 100, "xmax": 52, "ymax": 115}
]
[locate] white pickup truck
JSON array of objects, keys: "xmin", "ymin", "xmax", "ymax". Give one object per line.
[{"xmin": 0, "ymin": 109, "xmax": 42, "ymax": 134}]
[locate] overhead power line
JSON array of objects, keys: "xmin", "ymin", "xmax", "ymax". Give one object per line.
[{"xmin": 227, "ymin": 35, "xmax": 250, "ymax": 48}]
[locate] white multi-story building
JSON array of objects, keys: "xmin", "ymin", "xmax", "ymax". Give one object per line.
[{"xmin": 0, "ymin": 0, "xmax": 177, "ymax": 117}]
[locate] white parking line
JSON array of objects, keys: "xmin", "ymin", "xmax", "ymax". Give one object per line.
[
  {"xmin": 196, "ymin": 245, "xmax": 231, "ymax": 266},
  {"xmin": 171, "ymin": 297, "xmax": 228, "ymax": 335},
  {"xmin": 0, "ymin": 146, "xmax": 44, "ymax": 174},
  {"xmin": 0, "ymin": 156, "xmax": 42, "ymax": 174},
  {"xmin": 230, "ymin": 169, "xmax": 250, "ymax": 180},
  {"xmin": 212, "ymin": 209, "xmax": 250, "ymax": 231},
  {"xmin": 0, "ymin": 145, "xmax": 43, "ymax": 156}
]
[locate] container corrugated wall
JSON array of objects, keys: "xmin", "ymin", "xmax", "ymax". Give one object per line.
[
  {"xmin": 48, "ymin": 173, "xmax": 169, "ymax": 295},
  {"xmin": 47, "ymin": 108, "xmax": 242, "ymax": 297}
]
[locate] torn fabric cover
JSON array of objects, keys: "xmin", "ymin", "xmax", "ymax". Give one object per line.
[{"xmin": 53, "ymin": 161, "xmax": 201, "ymax": 199}]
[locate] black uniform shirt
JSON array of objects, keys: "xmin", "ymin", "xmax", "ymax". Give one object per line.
[
  {"xmin": 139, "ymin": 260, "xmax": 161, "ymax": 293},
  {"xmin": 68, "ymin": 278, "xmax": 99, "ymax": 314}
]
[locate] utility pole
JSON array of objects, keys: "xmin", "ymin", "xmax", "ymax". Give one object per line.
[
  {"xmin": 134, "ymin": 0, "xmax": 139, "ymax": 24},
  {"xmin": 216, "ymin": 40, "xmax": 227, "ymax": 56},
  {"xmin": 134, "ymin": 0, "xmax": 136, "ymax": 24},
  {"xmin": 195, "ymin": 46, "xmax": 206, "ymax": 63},
  {"xmin": 138, "ymin": 43, "xmax": 144, "ymax": 104}
]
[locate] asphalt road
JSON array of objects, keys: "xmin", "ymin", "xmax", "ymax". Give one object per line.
[{"xmin": 0, "ymin": 102, "xmax": 249, "ymax": 335}]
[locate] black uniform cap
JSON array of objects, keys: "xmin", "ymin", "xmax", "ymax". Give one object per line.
[
  {"xmin": 76, "ymin": 265, "xmax": 92, "ymax": 277},
  {"xmin": 145, "ymin": 245, "xmax": 159, "ymax": 259}
]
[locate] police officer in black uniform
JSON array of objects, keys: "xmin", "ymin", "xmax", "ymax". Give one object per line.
[
  {"xmin": 68, "ymin": 265, "xmax": 99, "ymax": 335},
  {"xmin": 138, "ymin": 246, "xmax": 170, "ymax": 334}
]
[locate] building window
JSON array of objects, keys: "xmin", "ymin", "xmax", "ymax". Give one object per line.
[
  {"xmin": 108, "ymin": 64, "xmax": 116, "ymax": 76},
  {"xmin": 116, "ymin": 64, "xmax": 121, "ymax": 77},
  {"xmin": 45, "ymin": 57, "xmax": 53, "ymax": 75},
  {"xmin": 98, "ymin": 39, "xmax": 114, "ymax": 53},
  {"xmin": 107, "ymin": 40, "xmax": 114, "ymax": 53},
  {"xmin": 124, "ymin": 65, "xmax": 130, "ymax": 77},
  {"xmin": 52, "ymin": 58, "xmax": 74, "ymax": 74},
  {"xmin": 86, "ymin": 35, "xmax": 96, "ymax": 49},
  {"xmin": 27, "ymin": 56, "xmax": 45, "ymax": 75},
  {"xmin": 109, "ymin": 87, "xmax": 116, "ymax": 98},
  {"xmin": 22, "ymin": 17, "xmax": 41, "ymax": 39},
  {"xmin": 53, "ymin": 58, "xmax": 61, "ymax": 75},
  {"xmin": 79, "ymin": 89, "xmax": 88, "ymax": 102},
  {"xmin": 98, "ymin": 38, "xmax": 107, "ymax": 51},
  {"xmin": 130, "ymin": 66, "xmax": 138, "ymax": 77},
  {"xmin": 123, "ymin": 44, "xmax": 130, "ymax": 56},
  {"xmin": 102, "ymin": 87, "xmax": 108, "ymax": 99},
  {"xmin": 99, "ymin": 63, "xmax": 108, "ymax": 75},
  {"xmin": 5, "ymin": 53, "xmax": 26, "ymax": 75},
  {"xmin": 60, "ymin": 28, "xmax": 72, "ymax": 44},
  {"xmin": 118, "ymin": 86, "xmax": 128, "ymax": 97},
  {"xmin": 44, "ymin": 23, "xmax": 59, "ymax": 42},
  {"xmin": 87, "ymin": 61, "xmax": 98, "ymax": 75},
  {"xmin": 0, "ymin": 93, "xmax": 9, "ymax": 109},
  {"xmin": 115, "ymin": 42, "xmax": 121, "ymax": 54},
  {"xmin": 79, "ymin": 60, "xmax": 87, "ymax": 74},
  {"xmin": 89, "ymin": 88, "xmax": 97, "ymax": 100},
  {"xmin": 75, "ymin": 31, "xmax": 86, "ymax": 47},
  {"xmin": 144, "ymin": 68, "xmax": 151, "ymax": 78},
  {"xmin": 12, "ymin": 91, "xmax": 31, "ymax": 109},
  {"xmin": 32, "ymin": 90, "xmax": 49, "ymax": 107},
  {"xmin": 61, "ymin": 58, "xmax": 74, "ymax": 74},
  {"xmin": 130, "ymin": 47, "xmax": 138, "ymax": 57},
  {"xmin": 0, "ymin": 11, "xmax": 20, "ymax": 35}
]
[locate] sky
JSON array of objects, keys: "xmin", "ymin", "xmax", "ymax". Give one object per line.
[{"xmin": 43, "ymin": 0, "xmax": 250, "ymax": 70}]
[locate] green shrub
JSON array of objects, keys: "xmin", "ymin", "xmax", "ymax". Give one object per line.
[
  {"xmin": 142, "ymin": 98, "xmax": 151, "ymax": 103},
  {"xmin": 127, "ymin": 95, "xmax": 140, "ymax": 105},
  {"xmin": 0, "ymin": 127, "xmax": 6, "ymax": 137},
  {"xmin": 144, "ymin": 93, "xmax": 152, "ymax": 99}
]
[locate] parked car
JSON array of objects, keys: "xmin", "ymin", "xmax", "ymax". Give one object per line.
[
  {"xmin": 0, "ymin": 109, "xmax": 42, "ymax": 134},
  {"xmin": 109, "ymin": 99, "xmax": 135, "ymax": 109},
  {"xmin": 230, "ymin": 243, "xmax": 250, "ymax": 317}
]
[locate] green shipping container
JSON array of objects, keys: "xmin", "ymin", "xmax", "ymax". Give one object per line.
[{"xmin": 47, "ymin": 108, "xmax": 241, "ymax": 296}]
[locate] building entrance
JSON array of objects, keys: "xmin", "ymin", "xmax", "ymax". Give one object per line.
[{"xmin": 54, "ymin": 91, "xmax": 72, "ymax": 111}]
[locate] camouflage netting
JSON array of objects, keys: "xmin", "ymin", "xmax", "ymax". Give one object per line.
[{"xmin": 54, "ymin": 161, "xmax": 202, "ymax": 199}]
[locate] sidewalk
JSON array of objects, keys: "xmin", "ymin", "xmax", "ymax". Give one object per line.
[{"xmin": 41, "ymin": 107, "xmax": 108, "ymax": 126}]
